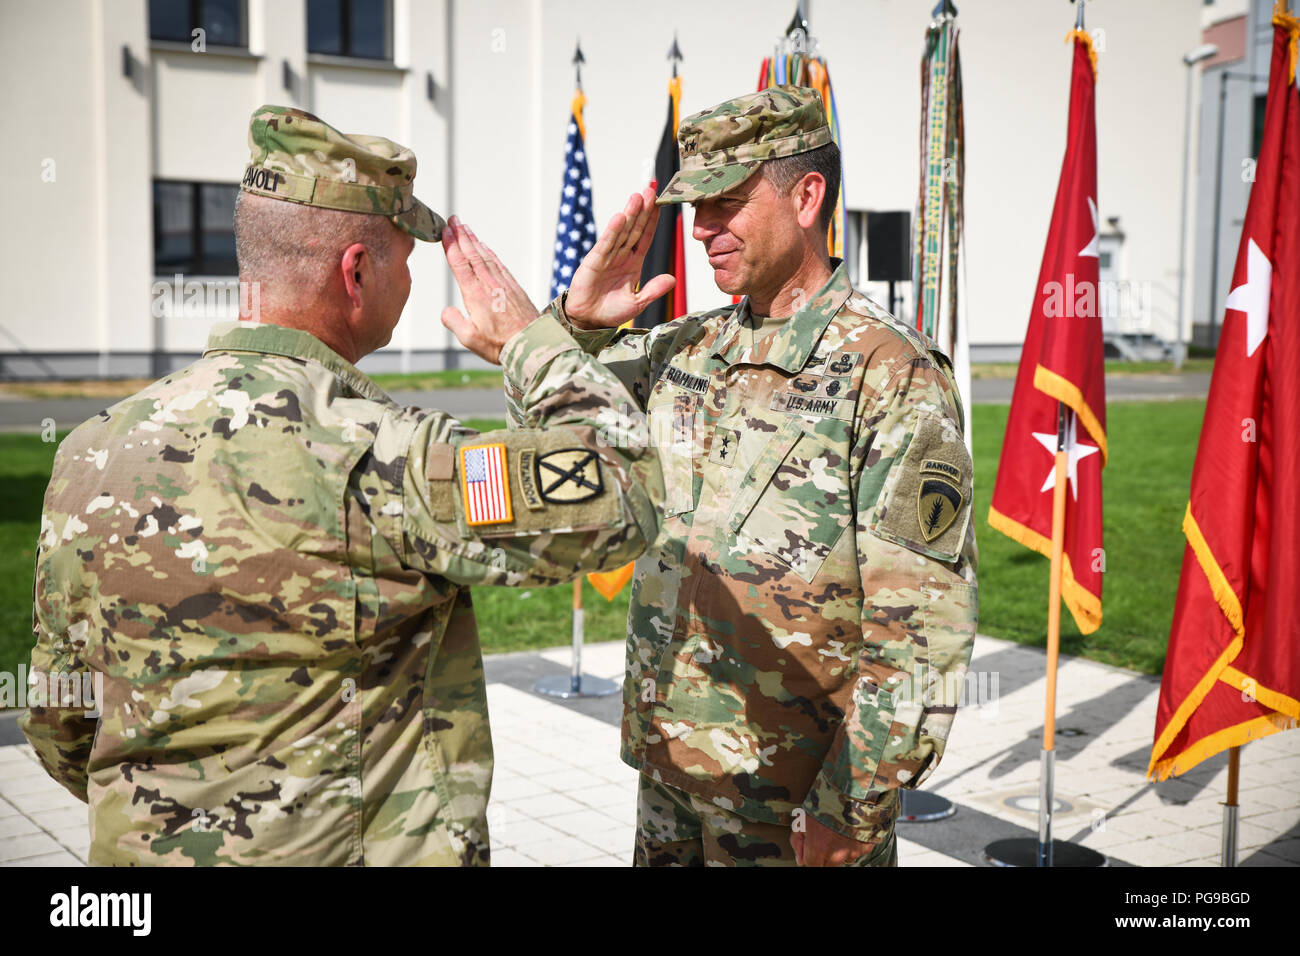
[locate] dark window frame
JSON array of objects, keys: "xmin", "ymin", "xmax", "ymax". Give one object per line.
[
  {"xmin": 1251, "ymin": 93, "xmax": 1267, "ymax": 160},
  {"xmin": 307, "ymin": 0, "xmax": 394, "ymax": 61},
  {"xmin": 152, "ymin": 179, "xmax": 240, "ymax": 278},
  {"xmin": 149, "ymin": 0, "xmax": 249, "ymax": 51}
]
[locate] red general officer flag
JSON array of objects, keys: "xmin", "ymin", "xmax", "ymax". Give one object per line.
[
  {"xmin": 988, "ymin": 31, "xmax": 1106, "ymax": 634},
  {"xmin": 1149, "ymin": 6, "xmax": 1300, "ymax": 779}
]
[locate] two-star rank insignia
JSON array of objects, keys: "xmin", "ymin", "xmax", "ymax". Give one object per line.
[
  {"xmin": 535, "ymin": 449, "xmax": 603, "ymax": 503},
  {"xmin": 709, "ymin": 428, "xmax": 740, "ymax": 466}
]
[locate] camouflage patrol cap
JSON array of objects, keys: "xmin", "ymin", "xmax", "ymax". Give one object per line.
[
  {"xmin": 656, "ymin": 85, "xmax": 832, "ymax": 205},
  {"xmin": 241, "ymin": 105, "xmax": 444, "ymax": 241}
]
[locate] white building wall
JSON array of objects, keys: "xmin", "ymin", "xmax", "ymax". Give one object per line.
[
  {"xmin": 522, "ymin": 0, "xmax": 1200, "ymax": 347},
  {"xmin": 1, "ymin": 0, "xmax": 150, "ymax": 365},
  {"xmin": 0, "ymin": 0, "xmax": 1204, "ymax": 376}
]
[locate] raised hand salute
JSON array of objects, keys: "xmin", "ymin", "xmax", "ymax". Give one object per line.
[{"xmin": 563, "ymin": 184, "xmax": 676, "ymax": 330}]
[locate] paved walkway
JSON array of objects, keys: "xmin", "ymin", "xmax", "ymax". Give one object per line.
[
  {"xmin": 0, "ymin": 371, "xmax": 1212, "ymax": 433},
  {"xmin": 1, "ymin": 634, "xmax": 1296, "ymax": 867}
]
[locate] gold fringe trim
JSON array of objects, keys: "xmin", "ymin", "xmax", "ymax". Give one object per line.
[
  {"xmin": 572, "ymin": 89, "xmax": 587, "ymax": 143},
  {"xmin": 1032, "ymin": 364, "xmax": 1109, "ymax": 466},
  {"xmin": 1146, "ymin": 505, "xmax": 1244, "ymax": 776},
  {"xmin": 1144, "ymin": 505, "xmax": 1300, "ymax": 778},
  {"xmin": 1065, "ymin": 28, "xmax": 1099, "ymax": 82},
  {"xmin": 1147, "ymin": 633, "xmax": 1242, "ymax": 778},
  {"xmin": 1220, "ymin": 666, "xmax": 1300, "ymax": 719},
  {"xmin": 987, "ymin": 505, "xmax": 1102, "ymax": 634},
  {"xmin": 1183, "ymin": 505, "xmax": 1244, "ymax": 638},
  {"xmin": 1149, "ymin": 713, "xmax": 1296, "ymax": 781},
  {"xmin": 1276, "ymin": 1, "xmax": 1300, "ymax": 86}
]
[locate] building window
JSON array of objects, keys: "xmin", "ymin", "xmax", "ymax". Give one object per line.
[
  {"xmin": 308, "ymin": 0, "xmax": 393, "ymax": 60},
  {"xmin": 154, "ymin": 181, "xmax": 239, "ymax": 276},
  {"xmin": 1252, "ymin": 93, "xmax": 1267, "ymax": 159},
  {"xmin": 149, "ymin": 0, "xmax": 248, "ymax": 49}
]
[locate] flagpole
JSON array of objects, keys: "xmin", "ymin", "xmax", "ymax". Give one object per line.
[
  {"xmin": 1039, "ymin": 400, "xmax": 1069, "ymax": 866},
  {"xmin": 986, "ymin": 401, "xmax": 1103, "ymax": 867},
  {"xmin": 534, "ymin": 574, "xmax": 619, "ymax": 699},
  {"xmin": 1221, "ymin": 746, "xmax": 1240, "ymax": 866},
  {"xmin": 984, "ymin": 0, "xmax": 1106, "ymax": 868},
  {"xmin": 531, "ymin": 38, "xmax": 619, "ymax": 702},
  {"xmin": 571, "ymin": 578, "xmax": 584, "ymax": 693}
]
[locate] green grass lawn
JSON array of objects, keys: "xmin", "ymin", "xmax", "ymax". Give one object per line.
[
  {"xmin": 972, "ymin": 358, "xmax": 1214, "ymax": 379},
  {"xmin": 970, "ymin": 401, "xmax": 1206, "ymax": 674},
  {"xmin": 370, "ymin": 369, "xmax": 503, "ymax": 391},
  {"xmin": 0, "ymin": 402, "xmax": 1206, "ymax": 685},
  {"xmin": 0, "ymin": 432, "xmax": 62, "ymax": 685}
]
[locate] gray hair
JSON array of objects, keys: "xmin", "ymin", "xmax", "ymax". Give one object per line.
[
  {"xmin": 761, "ymin": 142, "xmax": 842, "ymax": 236},
  {"xmin": 233, "ymin": 190, "xmax": 400, "ymax": 295}
]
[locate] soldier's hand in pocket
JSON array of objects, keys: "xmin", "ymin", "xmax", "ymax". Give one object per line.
[
  {"xmin": 791, "ymin": 814, "xmax": 880, "ymax": 867},
  {"xmin": 440, "ymin": 215, "xmax": 543, "ymax": 364}
]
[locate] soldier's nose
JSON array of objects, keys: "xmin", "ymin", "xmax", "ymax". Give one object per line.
[{"xmin": 693, "ymin": 218, "xmax": 720, "ymax": 242}]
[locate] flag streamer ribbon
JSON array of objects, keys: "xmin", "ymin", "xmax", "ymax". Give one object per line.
[
  {"xmin": 913, "ymin": 14, "xmax": 965, "ymax": 351},
  {"xmin": 757, "ymin": 41, "xmax": 846, "ymax": 260}
]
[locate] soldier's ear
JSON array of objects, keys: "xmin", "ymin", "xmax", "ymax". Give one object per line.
[
  {"xmin": 341, "ymin": 243, "xmax": 367, "ymax": 309},
  {"xmin": 793, "ymin": 172, "xmax": 826, "ymax": 232}
]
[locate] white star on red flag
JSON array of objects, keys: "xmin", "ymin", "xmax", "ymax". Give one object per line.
[
  {"xmin": 1224, "ymin": 238, "xmax": 1272, "ymax": 357},
  {"xmin": 1032, "ymin": 411, "xmax": 1100, "ymax": 501},
  {"xmin": 1078, "ymin": 196, "xmax": 1099, "ymax": 259}
]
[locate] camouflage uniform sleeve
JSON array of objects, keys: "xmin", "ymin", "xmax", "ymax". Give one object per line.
[
  {"xmin": 20, "ymin": 463, "xmax": 97, "ymax": 803},
  {"xmin": 402, "ymin": 311, "xmax": 664, "ymax": 586},
  {"xmin": 801, "ymin": 352, "xmax": 979, "ymax": 845},
  {"xmin": 506, "ymin": 294, "xmax": 658, "ymax": 427}
]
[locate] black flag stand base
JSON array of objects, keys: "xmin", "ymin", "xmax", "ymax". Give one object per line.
[
  {"xmin": 984, "ymin": 838, "xmax": 1107, "ymax": 868},
  {"xmin": 899, "ymin": 790, "xmax": 957, "ymax": 822},
  {"xmin": 983, "ymin": 750, "xmax": 1106, "ymax": 867}
]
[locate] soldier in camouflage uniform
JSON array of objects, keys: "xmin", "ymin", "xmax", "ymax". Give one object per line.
[
  {"xmin": 21, "ymin": 106, "xmax": 663, "ymax": 866},
  {"xmin": 541, "ymin": 86, "xmax": 979, "ymax": 866}
]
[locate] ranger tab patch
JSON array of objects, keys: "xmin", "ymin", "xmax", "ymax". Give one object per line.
[{"xmin": 536, "ymin": 449, "xmax": 604, "ymax": 503}]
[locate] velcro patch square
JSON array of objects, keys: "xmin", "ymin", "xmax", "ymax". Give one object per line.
[{"xmin": 871, "ymin": 415, "xmax": 971, "ymax": 561}]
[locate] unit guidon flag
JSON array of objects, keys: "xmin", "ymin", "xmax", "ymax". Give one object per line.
[
  {"xmin": 987, "ymin": 29, "xmax": 1106, "ymax": 634},
  {"xmin": 460, "ymin": 444, "xmax": 513, "ymax": 526},
  {"xmin": 1149, "ymin": 6, "xmax": 1300, "ymax": 779}
]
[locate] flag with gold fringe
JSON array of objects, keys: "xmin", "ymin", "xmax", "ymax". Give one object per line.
[{"xmin": 1149, "ymin": 3, "xmax": 1300, "ymax": 780}]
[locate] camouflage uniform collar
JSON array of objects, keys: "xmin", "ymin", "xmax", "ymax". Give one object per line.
[
  {"xmin": 204, "ymin": 321, "xmax": 394, "ymax": 403},
  {"xmin": 712, "ymin": 259, "xmax": 852, "ymax": 371}
]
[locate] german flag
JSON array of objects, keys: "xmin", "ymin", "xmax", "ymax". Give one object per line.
[{"xmin": 637, "ymin": 75, "xmax": 687, "ymax": 328}]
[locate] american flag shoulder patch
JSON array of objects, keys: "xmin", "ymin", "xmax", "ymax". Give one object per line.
[{"xmin": 459, "ymin": 443, "xmax": 514, "ymax": 526}]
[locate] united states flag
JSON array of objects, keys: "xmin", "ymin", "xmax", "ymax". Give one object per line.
[
  {"xmin": 550, "ymin": 92, "xmax": 597, "ymax": 298},
  {"xmin": 461, "ymin": 444, "xmax": 512, "ymax": 526}
]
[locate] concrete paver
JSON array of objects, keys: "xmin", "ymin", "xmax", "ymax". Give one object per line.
[{"xmin": 0, "ymin": 633, "xmax": 1294, "ymax": 867}]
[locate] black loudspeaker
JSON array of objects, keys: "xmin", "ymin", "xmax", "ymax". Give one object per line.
[{"xmin": 867, "ymin": 211, "xmax": 912, "ymax": 283}]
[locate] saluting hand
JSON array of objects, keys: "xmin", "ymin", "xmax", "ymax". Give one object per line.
[
  {"xmin": 440, "ymin": 216, "xmax": 542, "ymax": 364},
  {"xmin": 564, "ymin": 184, "xmax": 676, "ymax": 330}
]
